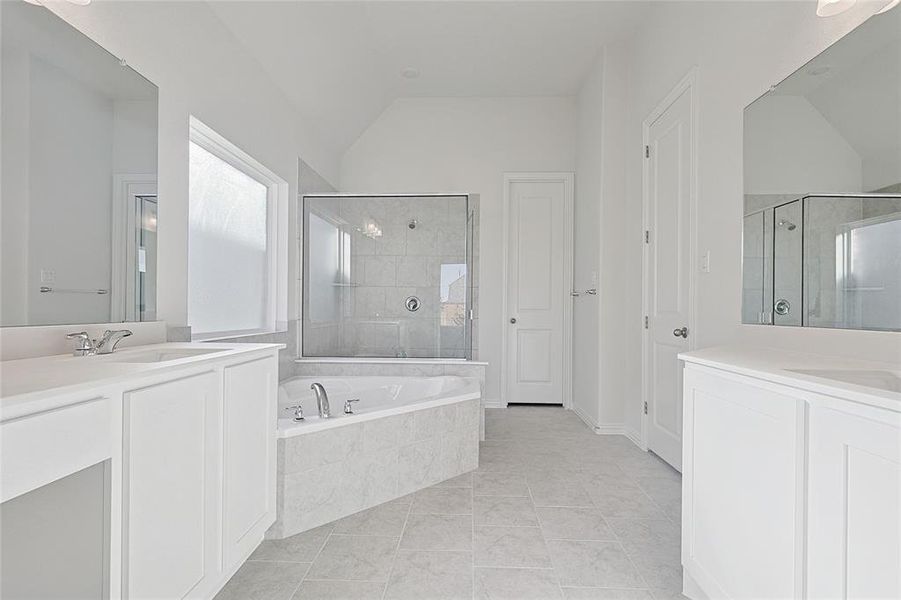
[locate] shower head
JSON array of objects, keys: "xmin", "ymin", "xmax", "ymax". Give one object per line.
[
  {"xmin": 408, "ymin": 219, "xmax": 418, "ymax": 230},
  {"xmin": 778, "ymin": 219, "xmax": 797, "ymax": 231}
]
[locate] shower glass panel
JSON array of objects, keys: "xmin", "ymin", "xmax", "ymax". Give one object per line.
[
  {"xmin": 804, "ymin": 195, "xmax": 901, "ymax": 331},
  {"xmin": 773, "ymin": 200, "xmax": 802, "ymax": 326},
  {"xmin": 742, "ymin": 210, "xmax": 774, "ymax": 324},
  {"xmin": 303, "ymin": 194, "xmax": 472, "ymax": 359}
]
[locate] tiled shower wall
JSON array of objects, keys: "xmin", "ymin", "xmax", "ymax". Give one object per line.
[{"xmin": 302, "ymin": 195, "xmax": 478, "ymax": 359}]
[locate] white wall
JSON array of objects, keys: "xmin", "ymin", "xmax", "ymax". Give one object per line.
[
  {"xmin": 744, "ymin": 95, "xmax": 862, "ymax": 195},
  {"xmin": 339, "ymin": 97, "xmax": 578, "ymax": 402},
  {"xmin": 47, "ymin": 0, "xmax": 342, "ymax": 330},
  {"xmin": 572, "ymin": 53, "xmax": 604, "ymax": 426},
  {"xmin": 602, "ymin": 0, "xmax": 900, "ymax": 436}
]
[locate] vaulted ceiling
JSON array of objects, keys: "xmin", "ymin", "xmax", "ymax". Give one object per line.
[{"xmin": 207, "ymin": 1, "xmax": 650, "ymax": 153}]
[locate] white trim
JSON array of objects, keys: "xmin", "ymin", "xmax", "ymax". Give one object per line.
[
  {"xmin": 500, "ymin": 172, "xmax": 575, "ymax": 409},
  {"xmin": 481, "ymin": 398, "xmax": 504, "ymax": 409},
  {"xmin": 110, "ymin": 175, "xmax": 157, "ymax": 322},
  {"xmin": 188, "ymin": 117, "xmax": 289, "ymax": 341},
  {"xmin": 641, "ymin": 68, "xmax": 699, "ymax": 449}
]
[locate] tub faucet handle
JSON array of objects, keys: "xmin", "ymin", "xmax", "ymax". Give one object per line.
[
  {"xmin": 344, "ymin": 399, "xmax": 360, "ymax": 415},
  {"xmin": 285, "ymin": 405, "xmax": 305, "ymax": 422}
]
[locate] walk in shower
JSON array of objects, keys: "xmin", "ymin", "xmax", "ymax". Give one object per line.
[
  {"xmin": 743, "ymin": 194, "xmax": 901, "ymax": 331},
  {"xmin": 301, "ymin": 194, "xmax": 476, "ymax": 358}
]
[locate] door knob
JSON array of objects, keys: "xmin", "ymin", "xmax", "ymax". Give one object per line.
[
  {"xmin": 509, "ymin": 318, "xmax": 517, "ymax": 324},
  {"xmin": 673, "ymin": 326, "xmax": 688, "ymax": 338}
]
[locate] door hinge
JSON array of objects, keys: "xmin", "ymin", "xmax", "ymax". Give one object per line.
[
  {"xmin": 644, "ymin": 316, "xmax": 648, "ymax": 329},
  {"xmin": 643, "ymin": 401, "xmax": 648, "ymax": 415},
  {"xmin": 644, "ymin": 145, "xmax": 650, "ymax": 158},
  {"xmin": 644, "ymin": 230, "xmax": 650, "ymax": 244}
]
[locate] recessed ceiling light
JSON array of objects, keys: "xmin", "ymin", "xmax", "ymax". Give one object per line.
[{"xmin": 401, "ymin": 67, "xmax": 420, "ymax": 80}]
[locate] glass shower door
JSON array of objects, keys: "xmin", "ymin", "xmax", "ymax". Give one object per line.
[{"xmin": 773, "ymin": 200, "xmax": 802, "ymax": 326}]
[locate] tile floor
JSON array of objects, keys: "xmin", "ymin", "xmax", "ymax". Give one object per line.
[{"xmin": 216, "ymin": 406, "xmax": 685, "ymax": 600}]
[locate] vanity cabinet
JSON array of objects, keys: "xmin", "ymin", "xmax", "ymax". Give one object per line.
[
  {"xmin": 807, "ymin": 402, "xmax": 901, "ymax": 600},
  {"xmin": 222, "ymin": 358, "xmax": 277, "ymax": 568},
  {"xmin": 681, "ymin": 367, "xmax": 805, "ymax": 599},
  {"xmin": 0, "ymin": 343, "xmax": 281, "ymax": 600},
  {"xmin": 124, "ymin": 372, "xmax": 220, "ymax": 600},
  {"xmin": 681, "ymin": 352, "xmax": 901, "ymax": 600}
]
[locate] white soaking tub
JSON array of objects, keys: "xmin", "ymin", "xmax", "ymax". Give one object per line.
[{"xmin": 270, "ymin": 375, "xmax": 481, "ymax": 538}]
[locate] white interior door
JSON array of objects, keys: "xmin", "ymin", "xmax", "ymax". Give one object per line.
[
  {"xmin": 504, "ymin": 175, "xmax": 572, "ymax": 405},
  {"xmin": 645, "ymin": 80, "xmax": 694, "ymax": 471}
]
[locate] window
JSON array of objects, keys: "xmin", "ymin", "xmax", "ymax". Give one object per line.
[{"xmin": 188, "ymin": 118, "xmax": 286, "ymax": 339}]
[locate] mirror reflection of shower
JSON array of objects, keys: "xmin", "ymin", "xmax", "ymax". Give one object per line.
[{"xmin": 778, "ymin": 218, "xmax": 796, "ymax": 231}]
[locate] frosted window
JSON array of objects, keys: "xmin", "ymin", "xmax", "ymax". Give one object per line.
[{"xmin": 188, "ymin": 141, "xmax": 269, "ymax": 336}]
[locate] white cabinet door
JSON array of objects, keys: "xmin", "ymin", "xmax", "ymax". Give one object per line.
[
  {"xmin": 124, "ymin": 372, "xmax": 220, "ymax": 600},
  {"xmin": 222, "ymin": 357, "xmax": 276, "ymax": 568},
  {"xmin": 807, "ymin": 403, "xmax": 901, "ymax": 600},
  {"xmin": 682, "ymin": 367, "xmax": 805, "ymax": 599}
]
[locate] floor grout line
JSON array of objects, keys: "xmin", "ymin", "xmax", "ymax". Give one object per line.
[{"xmin": 379, "ymin": 492, "xmax": 414, "ymax": 600}]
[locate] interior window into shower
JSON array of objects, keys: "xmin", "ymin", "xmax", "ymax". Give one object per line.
[{"xmin": 302, "ymin": 194, "xmax": 473, "ymax": 359}]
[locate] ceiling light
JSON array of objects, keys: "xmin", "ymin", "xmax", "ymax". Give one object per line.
[
  {"xmin": 878, "ymin": 0, "xmax": 900, "ymax": 13},
  {"xmin": 401, "ymin": 67, "xmax": 420, "ymax": 80},
  {"xmin": 816, "ymin": 0, "xmax": 856, "ymax": 17}
]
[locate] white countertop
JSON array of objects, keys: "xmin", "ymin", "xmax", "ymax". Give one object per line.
[
  {"xmin": 1, "ymin": 342, "xmax": 284, "ymax": 420},
  {"xmin": 679, "ymin": 346, "xmax": 901, "ymax": 412}
]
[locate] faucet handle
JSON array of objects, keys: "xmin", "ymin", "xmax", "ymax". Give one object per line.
[
  {"xmin": 66, "ymin": 331, "xmax": 95, "ymax": 356},
  {"xmin": 285, "ymin": 405, "xmax": 305, "ymax": 421},
  {"xmin": 344, "ymin": 399, "xmax": 360, "ymax": 414}
]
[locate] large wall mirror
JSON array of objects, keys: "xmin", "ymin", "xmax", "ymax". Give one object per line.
[
  {"xmin": 1, "ymin": 2, "xmax": 159, "ymax": 327},
  {"xmin": 743, "ymin": 6, "xmax": 900, "ymax": 332}
]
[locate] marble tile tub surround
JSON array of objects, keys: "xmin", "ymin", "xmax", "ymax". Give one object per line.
[
  {"xmin": 218, "ymin": 406, "xmax": 684, "ymax": 600},
  {"xmin": 270, "ymin": 397, "xmax": 480, "ymax": 539}
]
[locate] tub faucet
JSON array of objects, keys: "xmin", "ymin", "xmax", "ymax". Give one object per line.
[{"xmin": 311, "ymin": 383, "xmax": 330, "ymax": 418}]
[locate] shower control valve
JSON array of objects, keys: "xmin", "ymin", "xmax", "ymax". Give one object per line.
[{"xmin": 344, "ymin": 399, "xmax": 360, "ymax": 415}]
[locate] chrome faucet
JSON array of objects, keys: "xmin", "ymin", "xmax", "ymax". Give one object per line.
[
  {"xmin": 95, "ymin": 329, "xmax": 133, "ymax": 354},
  {"xmin": 310, "ymin": 383, "xmax": 330, "ymax": 418},
  {"xmin": 66, "ymin": 331, "xmax": 95, "ymax": 356},
  {"xmin": 66, "ymin": 329, "xmax": 133, "ymax": 356}
]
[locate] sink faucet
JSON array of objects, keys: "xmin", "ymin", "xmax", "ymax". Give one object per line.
[
  {"xmin": 95, "ymin": 329, "xmax": 133, "ymax": 354},
  {"xmin": 310, "ymin": 383, "xmax": 330, "ymax": 418},
  {"xmin": 67, "ymin": 329, "xmax": 133, "ymax": 356}
]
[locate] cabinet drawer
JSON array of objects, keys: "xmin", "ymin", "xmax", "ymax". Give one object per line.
[{"xmin": 1, "ymin": 397, "xmax": 111, "ymax": 503}]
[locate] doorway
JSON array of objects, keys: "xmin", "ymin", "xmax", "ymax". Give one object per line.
[
  {"xmin": 642, "ymin": 71, "xmax": 697, "ymax": 471},
  {"xmin": 502, "ymin": 173, "xmax": 574, "ymax": 407}
]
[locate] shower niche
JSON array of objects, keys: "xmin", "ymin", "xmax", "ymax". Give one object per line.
[{"xmin": 301, "ymin": 194, "xmax": 477, "ymax": 359}]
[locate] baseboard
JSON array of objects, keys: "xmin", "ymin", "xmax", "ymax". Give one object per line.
[
  {"xmin": 482, "ymin": 398, "xmax": 504, "ymax": 409},
  {"xmin": 623, "ymin": 426, "xmax": 645, "ymax": 449},
  {"xmin": 572, "ymin": 405, "xmax": 598, "ymax": 430}
]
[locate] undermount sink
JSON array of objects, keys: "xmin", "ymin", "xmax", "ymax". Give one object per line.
[
  {"xmin": 788, "ymin": 369, "xmax": 901, "ymax": 393},
  {"xmin": 110, "ymin": 348, "xmax": 225, "ymax": 363}
]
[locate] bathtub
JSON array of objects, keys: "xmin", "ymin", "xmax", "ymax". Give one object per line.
[
  {"xmin": 270, "ymin": 375, "xmax": 481, "ymax": 538},
  {"xmin": 277, "ymin": 375, "xmax": 480, "ymax": 436}
]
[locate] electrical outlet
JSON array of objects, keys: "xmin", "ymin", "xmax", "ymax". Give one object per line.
[{"xmin": 40, "ymin": 269, "xmax": 55, "ymax": 283}]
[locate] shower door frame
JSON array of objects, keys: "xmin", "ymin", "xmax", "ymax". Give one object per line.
[{"xmin": 299, "ymin": 192, "xmax": 475, "ymax": 361}]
